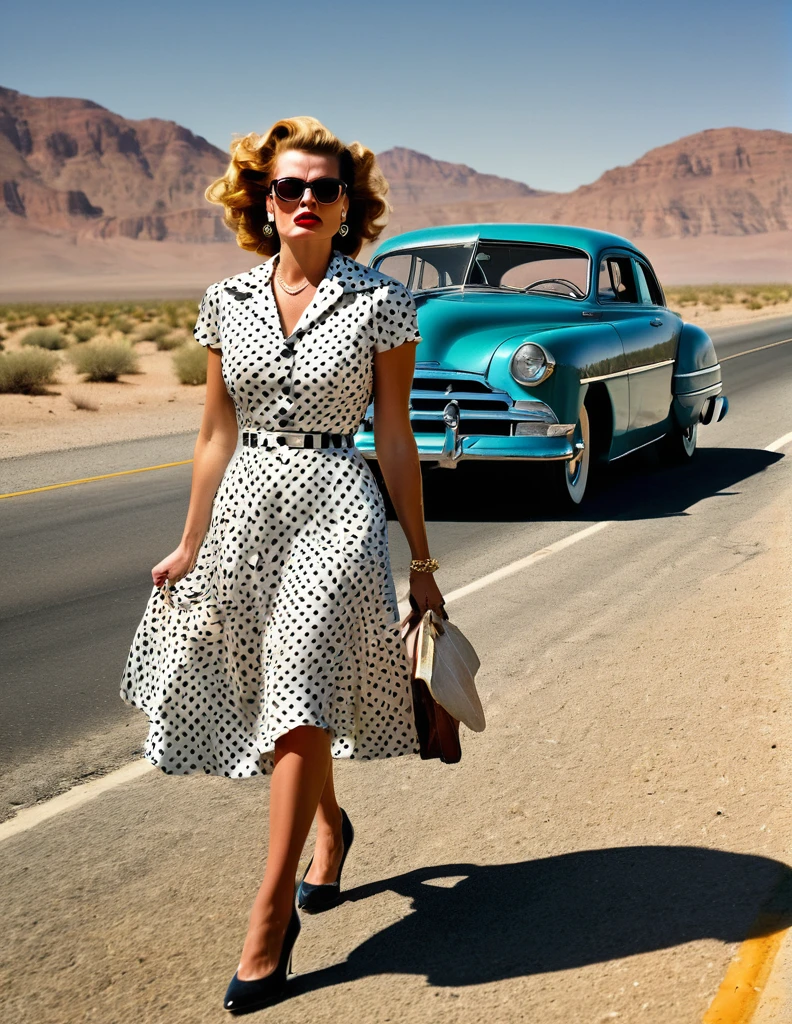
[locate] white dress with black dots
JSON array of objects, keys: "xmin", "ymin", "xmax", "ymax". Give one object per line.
[{"xmin": 120, "ymin": 250, "xmax": 422, "ymax": 777}]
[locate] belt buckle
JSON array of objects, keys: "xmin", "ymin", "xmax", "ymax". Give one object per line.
[{"xmin": 282, "ymin": 432, "xmax": 305, "ymax": 448}]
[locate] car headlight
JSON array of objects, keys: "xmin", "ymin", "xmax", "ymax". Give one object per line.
[{"xmin": 509, "ymin": 342, "xmax": 555, "ymax": 386}]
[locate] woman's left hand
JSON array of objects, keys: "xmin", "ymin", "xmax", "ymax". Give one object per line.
[{"xmin": 409, "ymin": 571, "xmax": 445, "ymax": 616}]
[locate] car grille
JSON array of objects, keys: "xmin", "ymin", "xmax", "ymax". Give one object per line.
[{"xmin": 409, "ymin": 368, "xmax": 513, "ymax": 436}]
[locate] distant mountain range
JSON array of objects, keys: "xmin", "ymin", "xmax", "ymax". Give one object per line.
[{"xmin": 1, "ymin": 85, "xmax": 790, "ymax": 247}]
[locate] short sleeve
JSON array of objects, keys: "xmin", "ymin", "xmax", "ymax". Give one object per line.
[
  {"xmin": 373, "ymin": 279, "xmax": 421, "ymax": 354},
  {"xmin": 193, "ymin": 282, "xmax": 222, "ymax": 349}
]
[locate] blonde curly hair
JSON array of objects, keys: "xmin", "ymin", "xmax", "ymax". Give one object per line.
[{"xmin": 205, "ymin": 116, "xmax": 391, "ymax": 258}]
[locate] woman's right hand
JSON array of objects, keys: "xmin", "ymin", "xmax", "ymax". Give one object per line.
[{"xmin": 152, "ymin": 542, "xmax": 201, "ymax": 589}]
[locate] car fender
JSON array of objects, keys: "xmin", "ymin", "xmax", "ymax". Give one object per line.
[
  {"xmin": 672, "ymin": 322, "xmax": 724, "ymax": 428},
  {"xmin": 488, "ymin": 322, "xmax": 626, "ymax": 429}
]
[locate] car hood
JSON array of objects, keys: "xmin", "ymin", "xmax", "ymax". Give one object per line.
[{"xmin": 414, "ymin": 290, "xmax": 586, "ymax": 372}]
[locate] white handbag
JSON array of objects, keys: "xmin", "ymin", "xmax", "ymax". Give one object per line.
[{"xmin": 410, "ymin": 608, "xmax": 485, "ymax": 733}]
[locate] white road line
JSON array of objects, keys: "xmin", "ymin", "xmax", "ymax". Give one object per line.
[
  {"xmin": 0, "ymin": 760, "xmax": 153, "ymax": 844},
  {"xmin": 442, "ymin": 520, "xmax": 613, "ymax": 605},
  {"xmin": 721, "ymin": 336, "xmax": 792, "ymax": 362},
  {"xmin": 765, "ymin": 431, "xmax": 792, "ymax": 453},
  {"xmin": 2, "ymin": 520, "xmax": 614, "ymax": 842}
]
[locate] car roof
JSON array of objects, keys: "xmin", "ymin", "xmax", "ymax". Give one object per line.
[{"xmin": 372, "ymin": 223, "xmax": 644, "ymax": 259}]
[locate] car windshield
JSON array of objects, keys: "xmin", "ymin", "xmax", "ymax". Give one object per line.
[{"xmin": 374, "ymin": 241, "xmax": 590, "ymax": 299}]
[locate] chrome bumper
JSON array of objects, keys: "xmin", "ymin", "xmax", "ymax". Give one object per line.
[
  {"xmin": 699, "ymin": 394, "xmax": 729, "ymax": 425},
  {"xmin": 425, "ymin": 399, "xmax": 575, "ymax": 467},
  {"xmin": 356, "ymin": 400, "xmax": 578, "ymax": 468},
  {"xmin": 356, "ymin": 369, "xmax": 577, "ymax": 468},
  {"xmin": 673, "ymin": 376, "xmax": 728, "ymax": 430}
]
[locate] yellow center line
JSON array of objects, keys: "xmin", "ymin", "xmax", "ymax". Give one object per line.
[
  {"xmin": 703, "ymin": 930, "xmax": 789, "ymax": 1023},
  {"xmin": 0, "ymin": 459, "xmax": 194, "ymax": 499},
  {"xmin": 702, "ymin": 872, "xmax": 792, "ymax": 1023}
]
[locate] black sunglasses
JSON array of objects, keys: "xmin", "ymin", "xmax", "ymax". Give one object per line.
[{"xmin": 270, "ymin": 176, "xmax": 347, "ymax": 205}]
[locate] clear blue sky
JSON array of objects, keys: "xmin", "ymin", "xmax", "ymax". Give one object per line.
[{"xmin": 2, "ymin": 0, "xmax": 790, "ymax": 192}]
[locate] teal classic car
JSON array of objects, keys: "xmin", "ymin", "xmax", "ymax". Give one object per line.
[{"xmin": 355, "ymin": 223, "xmax": 728, "ymax": 505}]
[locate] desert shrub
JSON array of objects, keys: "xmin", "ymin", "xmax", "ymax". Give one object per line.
[
  {"xmin": 160, "ymin": 302, "xmax": 183, "ymax": 328},
  {"xmin": 20, "ymin": 327, "xmax": 69, "ymax": 349},
  {"xmin": 72, "ymin": 322, "xmax": 98, "ymax": 342},
  {"xmin": 0, "ymin": 299, "xmax": 201, "ymax": 332},
  {"xmin": 172, "ymin": 344, "xmax": 208, "ymax": 385},
  {"xmin": 69, "ymin": 302, "xmax": 106, "ymax": 320},
  {"xmin": 137, "ymin": 320, "xmax": 170, "ymax": 342},
  {"xmin": 157, "ymin": 330, "xmax": 189, "ymax": 351},
  {"xmin": 68, "ymin": 339, "xmax": 139, "ymax": 381},
  {"xmin": 668, "ymin": 286, "xmax": 699, "ymax": 306},
  {"xmin": 109, "ymin": 315, "xmax": 136, "ymax": 335},
  {"xmin": 709, "ymin": 285, "xmax": 735, "ymax": 304},
  {"xmin": 665, "ymin": 283, "xmax": 791, "ymax": 309},
  {"xmin": 0, "ymin": 349, "xmax": 61, "ymax": 394}
]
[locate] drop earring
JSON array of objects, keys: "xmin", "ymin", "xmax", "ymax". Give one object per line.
[
  {"xmin": 338, "ymin": 214, "xmax": 349, "ymax": 238},
  {"xmin": 263, "ymin": 210, "xmax": 274, "ymax": 238}
]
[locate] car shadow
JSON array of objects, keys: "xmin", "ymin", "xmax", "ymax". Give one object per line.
[
  {"xmin": 285, "ymin": 847, "xmax": 792, "ymax": 1000},
  {"xmin": 410, "ymin": 446, "xmax": 783, "ymax": 523}
]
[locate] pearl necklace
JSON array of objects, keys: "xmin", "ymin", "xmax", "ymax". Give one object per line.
[{"xmin": 275, "ymin": 262, "xmax": 310, "ymax": 295}]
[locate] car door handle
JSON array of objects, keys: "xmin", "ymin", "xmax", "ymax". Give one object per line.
[{"xmin": 650, "ymin": 318, "xmax": 663, "ymax": 327}]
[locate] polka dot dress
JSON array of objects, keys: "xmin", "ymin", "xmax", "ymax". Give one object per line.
[{"xmin": 120, "ymin": 250, "xmax": 422, "ymax": 776}]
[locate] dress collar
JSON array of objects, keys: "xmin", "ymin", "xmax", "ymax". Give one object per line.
[
  {"xmin": 254, "ymin": 249, "xmax": 388, "ymax": 294},
  {"xmin": 247, "ymin": 249, "xmax": 390, "ymax": 339}
]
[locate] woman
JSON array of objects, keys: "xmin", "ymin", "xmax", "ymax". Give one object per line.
[{"xmin": 119, "ymin": 115, "xmax": 444, "ymax": 1012}]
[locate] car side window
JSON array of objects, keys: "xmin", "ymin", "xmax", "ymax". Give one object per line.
[
  {"xmin": 598, "ymin": 257, "xmax": 638, "ymax": 303},
  {"xmin": 633, "ymin": 260, "xmax": 664, "ymax": 306},
  {"xmin": 377, "ymin": 253, "xmax": 413, "ymax": 288},
  {"xmin": 415, "ymin": 256, "xmax": 440, "ymax": 290}
]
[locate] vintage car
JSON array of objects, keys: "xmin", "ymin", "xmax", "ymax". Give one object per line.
[{"xmin": 354, "ymin": 223, "xmax": 729, "ymax": 505}]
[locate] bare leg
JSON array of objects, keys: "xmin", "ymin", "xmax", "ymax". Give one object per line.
[
  {"xmin": 237, "ymin": 725, "xmax": 332, "ymax": 980},
  {"xmin": 303, "ymin": 760, "xmax": 345, "ymax": 886}
]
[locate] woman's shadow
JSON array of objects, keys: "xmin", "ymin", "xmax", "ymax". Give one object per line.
[{"xmin": 289, "ymin": 846, "xmax": 792, "ymax": 995}]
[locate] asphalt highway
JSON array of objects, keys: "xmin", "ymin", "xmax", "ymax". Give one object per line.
[
  {"xmin": 1, "ymin": 315, "xmax": 790, "ymax": 793},
  {"xmin": 0, "ymin": 314, "xmax": 790, "ymax": 1023}
]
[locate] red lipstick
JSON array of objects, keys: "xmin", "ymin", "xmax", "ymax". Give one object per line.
[{"xmin": 295, "ymin": 213, "xmax": 321, "ymax": 225}]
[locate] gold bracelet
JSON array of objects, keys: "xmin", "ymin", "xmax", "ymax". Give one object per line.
[{"xmin": 409, "ymin": 557, "xmax": 439, "ymax": 573}]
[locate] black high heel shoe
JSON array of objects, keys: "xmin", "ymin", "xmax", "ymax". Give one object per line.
[
  {"xmin": 297, "ymin": 807, "xmax": 354, "ymax": 913},
  {"xmin": 223, "ymin": 904, "xmax": 300, "ymax": 1014}
]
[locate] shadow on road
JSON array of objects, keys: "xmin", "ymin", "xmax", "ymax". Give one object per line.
[
  {"xmin": 409, "ymin": 446, "xmax": 784, "ymax": 523},
  {"xmin": 287, "ymin": 846, "xmax": 791, "ymax": 997}
]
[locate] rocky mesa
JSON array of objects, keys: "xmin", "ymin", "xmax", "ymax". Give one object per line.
[
  {"xmin": 2, "ymin": 86, "xmax": 791, "ymax": 245},
  {"xmin": 0, "ymin": 86, "xmax": 230, "ymax": 241}
]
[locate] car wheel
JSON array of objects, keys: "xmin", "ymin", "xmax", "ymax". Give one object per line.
[
  {"xmin": 662, "ymin": 420, "xmax": 698, "ymax": 464},
  {"xmin": 549, "ymin": 403, "xmax": 591, "ymax": 507}
]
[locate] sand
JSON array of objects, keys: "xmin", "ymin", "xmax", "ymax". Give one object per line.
[{"xmin": 0, "ymin": 338, "xmax": 207, "ymax": 464}]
